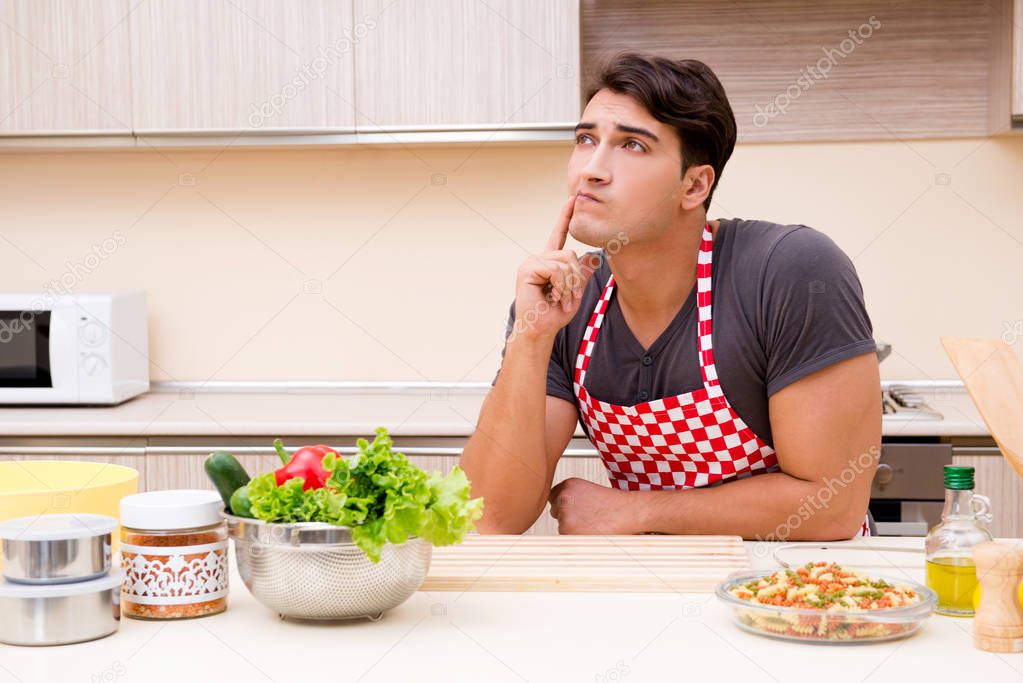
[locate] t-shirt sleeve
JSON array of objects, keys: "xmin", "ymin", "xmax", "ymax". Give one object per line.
[
  {"xmin": 492, "ymin": 300, "xmax": 576, "ymax": 403},
  {"xmin": 760, "ymin": 227, "xmax": 876, "ymax": 396}
]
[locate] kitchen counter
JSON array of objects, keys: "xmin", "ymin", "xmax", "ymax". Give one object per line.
[
  {"xmin": 0, "ymin": 536, "xmax": 1018, "ymax": 683},
  {"xmin": 0, "ymin": 381, "xmax": 992, "ymax": 439}
]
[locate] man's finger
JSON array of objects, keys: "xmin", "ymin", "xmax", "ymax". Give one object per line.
[
  {"xmin": 542, "ymin": 260, "xmax": 567, "ymax": 303},
  {"xmin": 544, "ymin": 195, "xmax": 577, "ymax": 253},
  {"xmin": 577, "ymin": 251, "xmax": 602, "ymax": 278}
]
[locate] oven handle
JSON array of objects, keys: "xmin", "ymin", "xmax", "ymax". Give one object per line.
[{"xmin": 873, "ymin": 521, "xmax": 931, "ymax": 536}]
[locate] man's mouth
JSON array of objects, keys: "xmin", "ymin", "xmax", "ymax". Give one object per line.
[{"xmin": 576, "ymin": 192, "xmax": 603, "ymax": 204}]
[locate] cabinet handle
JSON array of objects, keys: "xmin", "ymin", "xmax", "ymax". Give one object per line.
[
  {"xmin": 0, "ymin": 446, "xmax": 146, "ymax": 456},
  {"xmin": 144, "ymin": 446, "xmax": 600, "ymax": 457},
  {"xmin": 952, "ymin": 446, "xmax": 1003, "ymax": 456}
]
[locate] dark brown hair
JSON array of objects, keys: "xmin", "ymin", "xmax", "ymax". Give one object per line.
[{"xmin": 584, "ymin": 52, "xmax": 737, "ymax": 210}]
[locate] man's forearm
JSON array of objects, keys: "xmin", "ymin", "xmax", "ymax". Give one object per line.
[
  {"xmin": 459, "ymin": 333, "xmax": 555, "ymax": 533},
  {"xmin": 631, "ymin": 470, "xmax": 871, "ymax": 541}
]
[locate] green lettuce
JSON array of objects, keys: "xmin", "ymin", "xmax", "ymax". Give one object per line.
[
  {"xmin": 247, "ymin": 472, "xmax": 349, "ymax": 525},
  {"xmin": 246, "ymin": 427, "xmax": 483, "ymax": 562}
]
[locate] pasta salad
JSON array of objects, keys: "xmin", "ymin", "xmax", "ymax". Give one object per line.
[{"xmin": 719, "ymin": 562, "xmax": 932, "ymax": 642}]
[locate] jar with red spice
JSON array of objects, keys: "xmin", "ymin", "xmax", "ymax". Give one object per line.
[{"xmin": 119, "ymin": 490, "xmax": 228, "ymax": 620}]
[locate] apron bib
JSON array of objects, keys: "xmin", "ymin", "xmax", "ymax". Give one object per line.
[{"xmin": 572, "ymin": 224, "xmax": 870, "ymax": 538}]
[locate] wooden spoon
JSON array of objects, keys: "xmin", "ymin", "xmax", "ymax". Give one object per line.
[{"xmin": 941, "ymin": 337, "xmax": 1023, "ymax": 478}]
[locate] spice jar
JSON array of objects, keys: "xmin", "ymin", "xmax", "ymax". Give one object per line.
[{"xmin": 119, "ymin": 489, "xmax": 228, "ymax": 620}]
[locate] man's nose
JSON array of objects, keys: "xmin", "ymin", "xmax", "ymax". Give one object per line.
[{"xmin": 581, "ymin": 144, "xmax": 611, "ymax": 184}]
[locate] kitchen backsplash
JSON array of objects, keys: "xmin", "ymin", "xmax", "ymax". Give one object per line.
[{"xmin": 2, "ymin": 136, "xmax": 1021, "ymax": 383}]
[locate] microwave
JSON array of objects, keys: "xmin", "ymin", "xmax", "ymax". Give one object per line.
[{"xmin": 0, "ymin": 292, "xmax": 150, "ymax": 405}]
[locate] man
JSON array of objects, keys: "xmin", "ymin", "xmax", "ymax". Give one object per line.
[{"xmin": 459, "ymin": 52, "xmax": 880, "ymax": 540}]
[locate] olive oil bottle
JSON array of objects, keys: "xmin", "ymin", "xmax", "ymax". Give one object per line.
[{"xmin": 925, "ymin": 466, "xmax": 992, "ymax": 617}]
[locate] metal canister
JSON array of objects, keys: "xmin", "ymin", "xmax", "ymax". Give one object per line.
[
  {"xmin": 0, "ymin": 514, "xmax": 115, "ymax": 584},
  {"xmin": 0, "ymin": 570, "xmax": 122, "ymax": 646}
]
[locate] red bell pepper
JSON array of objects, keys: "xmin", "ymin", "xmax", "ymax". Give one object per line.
[{"xmin": 272, "ymin": 439, "xmax": 335, "ymax": 490}]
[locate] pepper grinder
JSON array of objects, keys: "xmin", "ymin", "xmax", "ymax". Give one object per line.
[{"xmin": 973, "ymin": 541, "xmax": 1023, "ymax": 652}]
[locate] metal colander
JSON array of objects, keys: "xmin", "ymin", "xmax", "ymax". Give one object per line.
[{"xmin": 225, "ymin": 513, "xmax": 431, "ymax": 621}]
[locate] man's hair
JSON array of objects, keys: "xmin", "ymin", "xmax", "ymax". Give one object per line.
[{"xmin": 584, "ymin": 52, "xmax": 737, "ymax": 210}]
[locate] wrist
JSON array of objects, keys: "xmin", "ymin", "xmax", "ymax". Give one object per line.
[
  {"xmin": 628, "ymin": 491, "xmax": 661, "ymax": 534},
  {"xmin": 507, "ymin": 324, "xmax": 557, "ymax": 348}
]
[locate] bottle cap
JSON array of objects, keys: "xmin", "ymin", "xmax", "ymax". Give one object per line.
[
  {"xmin": 120, "ymin": 489, "xmax": 224, "ymax": 530},
  {"xmin": 944, "ymin": 465, "xmax": 975, "ymax": 490}
]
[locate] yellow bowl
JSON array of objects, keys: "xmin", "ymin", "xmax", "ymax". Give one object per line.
[{"xmin": 0, "ymin": 460, "xmax": 139, "ymax": 565}]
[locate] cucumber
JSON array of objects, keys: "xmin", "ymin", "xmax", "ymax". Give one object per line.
[
  {"xmin": 204, "ymin": 451, "xmax": 251, "ymax": 511},
  {"xmin": 229, "ymin": 484, "xmax": 254, "ymax": 518}
]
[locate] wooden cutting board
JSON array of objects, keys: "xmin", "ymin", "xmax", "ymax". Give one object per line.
[
  {"xmin": 942, "ymin": 337, "xmax": 1023, "ymax": 478},
  {"xmin": 420, "ymin": 534, "xmax": 749, "ymax": 593}
]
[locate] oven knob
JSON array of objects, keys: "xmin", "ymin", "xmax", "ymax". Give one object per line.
[
  {"xmin": 874, "ymin": 463, "xmax": 894, "ymax": 486},
  {"xmin": 82, "ymin": 353, "xmax": 108, "ymax": 376},
  {"xmin": 80, "ymin": 321, "xmax": 107, "ymax": 346}
]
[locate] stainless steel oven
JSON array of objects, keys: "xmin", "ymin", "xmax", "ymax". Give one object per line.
[{"xmin": 869, "ymin": 442, "xmax": 952, "ymax": 536}]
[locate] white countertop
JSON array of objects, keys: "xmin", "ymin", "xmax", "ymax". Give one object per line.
[
  {"xmin": 0, "ymin": 536, "xmax": 1017, "ymax": 683},
  {"xmin": 0, "ymin": 382, "xmax": 993, "ymax": 439}
]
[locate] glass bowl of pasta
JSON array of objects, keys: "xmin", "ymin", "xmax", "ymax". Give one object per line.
[{"xmin": 715, "ymin": 561, "xmax": 937, "ymax": 643}]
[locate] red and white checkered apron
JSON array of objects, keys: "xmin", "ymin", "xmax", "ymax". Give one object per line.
[{"xmin": 573, "ymin": 224, "xmax": 870, "ymax": 538}]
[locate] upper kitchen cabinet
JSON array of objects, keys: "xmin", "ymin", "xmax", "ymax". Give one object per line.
[
  {"xmin": 353, "ymin": 0, "xmax": 580, "ymax": 130},
  {"xmin": 129, "ymin": 0, "xmax": 356, "ymax": 132},
  {"xmin": 1015, "ymin": 0, "xmax": 1023, "ymax": 121},
  {"xmin": 0, "ymin": 0, "xmax": 132, "ymax": 135},
  {"xmin": 582, "ymin": 0, "xmax": 1016, "ymax": 142}
]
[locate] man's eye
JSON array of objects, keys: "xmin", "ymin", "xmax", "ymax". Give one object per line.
[
  {"xmin": 575, "ymin": 134, "xmax": 594, "ymax": 145},
  {"xmin": 625, "ymin": 139, "xmax": 646, "ymax": 152}
]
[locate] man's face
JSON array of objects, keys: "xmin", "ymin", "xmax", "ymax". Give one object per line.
[{"xmin": 567, "ymin": 90, "xmax": 685, "ymax": 248}]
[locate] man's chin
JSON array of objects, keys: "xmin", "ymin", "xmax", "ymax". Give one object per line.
[{"xmin": 568, "ymin": 217, "xmax": 615, "ymax": 249}]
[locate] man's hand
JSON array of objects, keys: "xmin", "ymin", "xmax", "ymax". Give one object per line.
[
  {"xmin": 512, "ymin": 196, "xmax": 599, "ymax": 341},
  {"xmin": 548, "ymin": 477, "xmax": 643, "ymax": 534}
]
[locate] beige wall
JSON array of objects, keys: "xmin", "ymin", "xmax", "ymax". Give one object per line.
[{"xmin": 1, "ymin": 135, "xmax": 1021, "ymax": 383}]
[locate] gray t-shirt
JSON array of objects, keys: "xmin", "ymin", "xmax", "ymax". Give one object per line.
[{"xmin": 496, "ymin": 217, "xmax": 876, "ymax": 449}]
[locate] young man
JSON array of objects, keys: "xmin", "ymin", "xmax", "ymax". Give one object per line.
[{"xmin": 460, "ymin": 52, "xmax": 881, "ymax": 540}]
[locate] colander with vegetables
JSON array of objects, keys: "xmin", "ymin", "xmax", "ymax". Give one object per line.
[{"xmin": 204, "ymin": 427, "xmax": 484, "ymax": 620}]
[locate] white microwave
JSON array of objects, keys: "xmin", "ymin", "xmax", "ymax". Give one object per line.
[{"xmin": 0, "ymin": 292, "xmax": 150, "ymax": 405}]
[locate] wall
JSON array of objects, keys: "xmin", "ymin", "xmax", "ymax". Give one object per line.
[{"xmin": 1, "ymin": 135, "xmax": 1021, "ymax": 383}]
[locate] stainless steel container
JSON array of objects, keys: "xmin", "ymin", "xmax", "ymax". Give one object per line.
[
  {"xmin": 0, "ymin": 514, "xmax": 115, "ymax": 584},
  {"xmin": 0, "ymin": 570, "xmax": 121, "ymax": 646},
  {"xmin": 225, "ymin": 513, "xmax": 431, "ymax": 621}
]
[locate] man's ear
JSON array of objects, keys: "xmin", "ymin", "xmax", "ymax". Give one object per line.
[{"xmin": 679, "ymin": 164, "xmax": 715, "ymax": 211}]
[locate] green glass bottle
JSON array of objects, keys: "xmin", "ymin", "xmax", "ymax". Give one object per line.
[{"xmin": 924, "ymin": 465, "xmax": 993, "ymax": 616}]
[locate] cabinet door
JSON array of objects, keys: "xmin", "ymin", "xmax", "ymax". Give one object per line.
[
  {"xmin": 143, "ymin": 441, "xmax": 467, "ymax": 493},
  {"xmin": 953, "ymin": 451, "xmax": 1022, "ymax": 538},
  {"xmin": 354, "ymin": 0, "xmax": 580, "ymax": 129},
  {"xmin": 145, "ymin": 448, "xmax": 279, "ymax": 492},
  {"xmin": 143, "ymin": 441, "xmax": 611, "ymax": 537},
  {"xmin": 0, "ymin": 442, "xmax": 146, "ymax": 503},
  {"xmin": 130, "ymin": 0, "xmax": 356, "ymax": 132},
  {"xmin": 0, "ymin": 0, "xmax": 132, "ymax": 134},
  {"xmin": 1014, "ymin": 0, "xmax": 1023, "ymax": 119}
]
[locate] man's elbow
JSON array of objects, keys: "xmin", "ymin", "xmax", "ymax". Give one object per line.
[
  {"xmin": 474, "ymin": 507, "xmax": 536, "ymax": 535},
  {"xmin": 807, "ymin": 506, "xmax": 869, "ymax": 541}
]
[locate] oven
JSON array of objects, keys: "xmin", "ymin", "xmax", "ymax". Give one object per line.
[{"xmin": 869, "ymin": 441, "xmax": 952, "ymax": 536}]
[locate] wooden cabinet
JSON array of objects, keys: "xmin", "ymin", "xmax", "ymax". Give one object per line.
[
  {"xmin": 143, "ymin": 438, "xmax": 607, "ymax": 536},
  {"xmin": 953, "ymin": 448, "xmax": 1023, "ymax": 538},
  {"xmin": 145, "ymin": 443, "xmax": 281, "ymax": 492},
  {"xmin": 0, "ymin": 0, "xmax": 132, "ymax": 134},
  {"xmin": 2, "ymin": 1, "xmax": 1019, "ymax": 142},
  {"xmin": 583, "ymin": 0, "xmax": 1017, "ymax": 141},
  {"xmin": 0, "ymin": 440, "xmax": 147, "ymax": 485},
  {"xmin": 0, "ymin": 432, "xmax": 610, "ymax": 537},
  {"xmin": 129, "ymin": 0, "xmax": 356, "ymax": 132},
  {"xmin": 354, "ymin": 0, "xmax": 580, "ymax": 130},
  {"xmin": 1014, "ymin": 0, "xmax": 1023, "ymax": 119}
]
